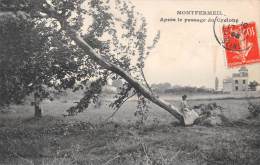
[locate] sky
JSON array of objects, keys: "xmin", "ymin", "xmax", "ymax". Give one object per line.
[{"xmin": 130, "ymin": 0, "xmax": 260, "ymax": 88}]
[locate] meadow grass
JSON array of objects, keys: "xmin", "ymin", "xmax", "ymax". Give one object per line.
[{"xmin": 0, "ymin": 97, "xmax": 260, "ymax": 165}]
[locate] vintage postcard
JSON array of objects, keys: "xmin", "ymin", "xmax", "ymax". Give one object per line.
[{"xmin": 0, "ymin": 0, "xmax": 260, "ymax": 164}]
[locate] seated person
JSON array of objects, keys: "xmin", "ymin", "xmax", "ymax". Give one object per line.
[{"xmin": 180, "ymin": 95, "xmax": 199, "ymax": 125}]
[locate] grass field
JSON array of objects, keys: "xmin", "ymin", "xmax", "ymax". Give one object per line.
[{"xmin": 0, "ymin": 96, "xmax": 260, "ymax": 165}]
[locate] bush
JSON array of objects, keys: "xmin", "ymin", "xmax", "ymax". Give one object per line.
[{"xmin": 248, "ymin": 103, "xmax": 260, "ymax": 117}]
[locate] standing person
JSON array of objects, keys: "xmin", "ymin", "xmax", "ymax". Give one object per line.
[{"xmin": 180, "ymin": 95, "xmax": 189, "ymax": 113}]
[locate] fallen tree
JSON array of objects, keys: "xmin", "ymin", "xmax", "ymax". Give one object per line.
[
  {"xmin": 41, "ymin": 1, "xmax": 197, "ymax": 125},
  {"xmin": 0, "ymin": 0, "xmax": 200, "ymax": 125}
]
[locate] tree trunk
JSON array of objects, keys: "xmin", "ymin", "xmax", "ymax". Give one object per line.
[
  {"xmin": 66, "ymin": 30, "xmax": 199, "ymax": 125},
  {"xmin": 34, "ymin": 91, "xmax": 42, "ymax": 118}
]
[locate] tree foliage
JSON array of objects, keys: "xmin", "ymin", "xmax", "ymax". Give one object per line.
[
  {"xmin": 0, "ymin": 10, "xmax": 46, "ymax": 106},
  {"xmin": 248, "ymin": 81, "xmax": 259, "ymax": 91}
]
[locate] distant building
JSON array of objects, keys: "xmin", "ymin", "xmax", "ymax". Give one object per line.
[
  {"xmin": 223, "ymin": 67, "xmax": 249, "ymax": 92},
  {"xmin": 112, "ymin": 79, "xmax": 123, "ymax": 88},
  {"xmin": 215, "ymin": 77, "xmax": 219, "ymax": 91},
  {"xmin": 232, "ymin": 67, "xmax": 249, "ymax": 91},
  {"xmin": 223, "ymin": 77, "xmax": 233, "ymax": 92}
]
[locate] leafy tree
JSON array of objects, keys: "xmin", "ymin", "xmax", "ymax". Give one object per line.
[
  {"xmin": 248, "ymin": 81, "xmax": 259, "ymax": 91},
  {"xmin": 0, "ymin": 0, "xmax": 199, "ymax": 125},
  {"xmin": 0, "ymin": 11, "xmax": 51, "ymax": 117},
  {"xmin": 0, "ymin": 0, "xmax": 90, "ymax": 117}
]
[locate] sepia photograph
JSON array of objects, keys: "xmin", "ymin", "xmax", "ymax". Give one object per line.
[{"xmin": 0, "ymin": 0, "xmax": 260, "ymax": 164}]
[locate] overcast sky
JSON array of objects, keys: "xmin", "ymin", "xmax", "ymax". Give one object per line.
[{"xmin": 131, "ymin": 0, "xmax": 260, "ymax": 88}]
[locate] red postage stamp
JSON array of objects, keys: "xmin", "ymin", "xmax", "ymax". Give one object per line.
[{"xmin": 222, "ymin": 22, "xmax": 260, "ymax": 68}]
